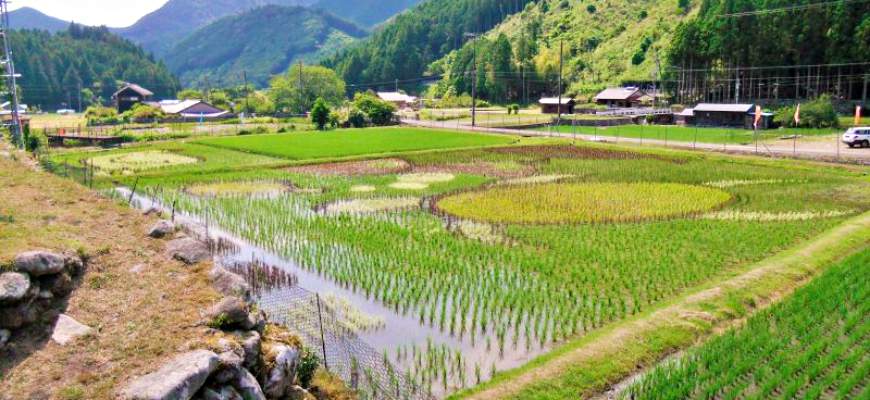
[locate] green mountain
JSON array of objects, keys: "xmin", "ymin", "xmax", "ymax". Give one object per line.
[
  {"xmin": 323, "ymin": 0, "xmax": 536, "ymax": 89},
  {"xmin": 8, "ymin": 7, "xmax": 71, "ymax": 32},
  {"xmin": 10, "ymin": 24, "xmax": 180, "ymax": 110},
  {"xmin": 313, "ymin": 0, "xmax": 422, "ymax": 27},
  {"xmin": 165, "ymin": 5, "xmax": 367, "ymax": 88},
  {"xmin": 115, "ymin": 0, "xmax": 317, "ymax": 57}
]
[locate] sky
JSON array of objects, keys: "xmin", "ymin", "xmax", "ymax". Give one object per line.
[{"xmin": 10, "ymin": 0, "xmax": 170, "ymax": 27}]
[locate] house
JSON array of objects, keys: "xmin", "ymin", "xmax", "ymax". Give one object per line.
[
  {"xmin": 594, "ymin": 87, "xmax": 646, "ymax": 108},
  {"xmin": 377, "ymin": 92, "xmax": 418, "ymax": 109},
  {"xmin": 0, "ymin": 101, "xmax": 28, "ymax": 115},
  {"xmin": 693, "ymin": 103, "xmax": 766, "ymax": 129},
  {"xmin": 539, "ymin": 97, "xmax": 576, "ymax": 114},
  {"xmin": 112, "ymin": 83, "xmax": 154, "ymax": 113},
  {"xmin": 675, "ymin": 108, "xmax": 694, "ymax": 125},
  {"xmin": 147, "ymin": 99, "xmax": 229, "ymax": 119}
]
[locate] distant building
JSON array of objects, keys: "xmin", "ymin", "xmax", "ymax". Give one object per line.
[
  {"xmin": 113, "ymin": 83, "xmax": 154, "ymax": 113},
  {"xmin": 539, "ymin": 97, "xmax": 576, "ymax": 114},
  {"xmin": 377, "ymin": 92, "xmax": 418, "ymax": 109},
  {"xmin": 594, "ymin": 87, "xmax": 646, "ymax": 108},
  {"xmin": 0, "ymin": 101, "xmax": 28, "ymax": 115},
  {"xmin": 146, "ymin": 99, "xmax": 229, "ymax": 119},
  {"xmin": 693, "ymin": 103, "xmax": 773, "ymax": 129},
  {"xmin": 675, "ymin": 108, "xmax": 694, "ymax": 125}
]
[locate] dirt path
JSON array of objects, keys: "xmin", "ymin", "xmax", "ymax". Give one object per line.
[
  {"xmin": 456, "ymin": 211, "xmax": 870, "ymax": 400},
  {"xmin": 403, "ymin": 119, "xmax": 870, "ymax": 164},
  {"xmin": 0, "ymin": 145, "xmax": 220, "ymax": 399}
]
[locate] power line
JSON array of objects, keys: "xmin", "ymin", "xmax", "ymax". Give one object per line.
[{"xmin": 718, "ymin": 0, "xmax": 870, "ymax": 17}]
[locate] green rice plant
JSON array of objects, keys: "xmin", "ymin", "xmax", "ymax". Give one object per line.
[{"xmin": 624, "ymin": 249, "xmax": 870, "ymax": 399}]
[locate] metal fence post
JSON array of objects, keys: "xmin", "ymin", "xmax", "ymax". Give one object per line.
[{"xmin": 316, "ymin": 293, "xmax": 329, "ymax": 371}]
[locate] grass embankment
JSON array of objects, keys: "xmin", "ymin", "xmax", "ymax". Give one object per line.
[
  {"xmin": 452, "ymin": 211, "xmax": 870, "ymax": 400},
  {"xmin": 538, "ymin": 124, "xmax": 842, "ymax": 144},
  {"xmin": 195, "ymin": 127, "xmax": 515, "ymax": 160},
  {"xmin": 0, "ymin": 149, "xmax": 220, "ymax": 399},
  {"xmin": 626, "ymin": 249, "xmax": 869, "ymax": 399}
]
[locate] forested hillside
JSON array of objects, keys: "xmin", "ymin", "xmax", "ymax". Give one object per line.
[
  {"xmin": 115, "ymin": 0, "xmax": 317, "ymax": 57},
  {"xmin": 323, "ymin": 0, "xmax": 537, "ymax": 88},
  {"xmin": 10, "ymin": 25, "xmax": 179, "ymax": 110},
  {"xmin": 314, "ymin": 0, "xmax": 422, "ymax": 27},
  {"xmin": 166, "ymin": 6, "xmax": 367, "ymax": 88},
  {"xmin": 429, "ymin": 0, "xmax": 698, "ymax": 103},
  {"xmin": 665, "ymin": 0, "xmax": 870, "ymax": 103}
]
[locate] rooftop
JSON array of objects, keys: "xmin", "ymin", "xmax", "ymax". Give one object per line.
[
  {"xmin": 694, "ymin": 103, "xmax": 755, "ymax": 113},
  {"xmin": 539, "ymin": 97, "xmax": 575, "ymax": 105},
  {"xmin": 594, "ymin": 87, "xmax": 643, "ymax": 101}
]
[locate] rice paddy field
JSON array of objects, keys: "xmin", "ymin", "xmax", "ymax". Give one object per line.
[
  {"xmin": 46, "ymin": 129, "xmax": 870, "ymax": 398},
  {"xmin": 624, "ymin": 249, "xmax": 870, "ymax": 400},
  {"xmin": 537, "ymin": 124, "xmax": 843, "ymax": 144}
]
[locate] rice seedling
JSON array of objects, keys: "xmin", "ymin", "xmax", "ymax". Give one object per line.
[
  {"xmin": 321, "ymin": 197, "xmax": 421, "ymax": 215},
  {"xmin": 397, "ymin": 173, "xmax": 456, "ymax": 184},
  {"xmin": 701, "ymin": 210, "xmax": 855, "ymax": 222},
  {"xmin": 624, "ymin": 250, "xmax": 870, "ymax": 399},
  {"xmin": 186, "ymin": 181, "xmax": 289, "ymax": 197},
  {"xmin": 350, "ymin": 185, "xmax": 377, "ymax": 193},
  {"xmin": 704, "ymin": 178, "xmax": 808, "ymax": 188},
  {"xmin": 498, "ymin": 174, "xmax": 574, "ymax": 186},
  {"xmin": 389, "ymin": 182, "xmax": 430, "ymax": 190},
  {"xmin": 89, "ymin": 151, "xmax": 199, "ymax": 174},
  {"xmin": 436, "ymin": 183, "xmax": 732, "ymax": 224},
  {"xmin": 321, "ymin": 292, "xmax": 386, "ymax": 332}
]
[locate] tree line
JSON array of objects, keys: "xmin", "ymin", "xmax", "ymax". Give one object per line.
[{"xmin": 9, "ymin": 24, "xmax": 180, "ymax": 111}]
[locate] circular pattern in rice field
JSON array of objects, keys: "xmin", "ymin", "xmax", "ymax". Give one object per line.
[{"xmin": 436, "ymin": 182, "xmax": 731, "ymax": 224}]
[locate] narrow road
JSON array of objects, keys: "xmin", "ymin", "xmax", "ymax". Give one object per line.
[{"xmin": 403, "ymin": 119, "xmax": 870, "ymax": 164}]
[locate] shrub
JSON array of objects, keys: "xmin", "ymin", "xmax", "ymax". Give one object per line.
[
  {"xmin": 587, "ymin": 4, "xmax": 596, "ymax": 13},
  {"xmin": 774, "ymin": 95, "xmax": 839, "ymax": 128},
  {"xmin": 122, "ymin": 103, "xmax": 165, "ymax": 122},
  {"xmin": 352, "ymin": 92, "xmax": 396, "ymax": 126},
  {"xmin": 85, "ymin": 106, "xmax": 120, "ymax": 126},
  {"xmin": 347, "ymin": 107, "xmax": 367, "ymax": 128},
  {"xmin": 297, "ymin": 348, "xmax": 321, "ymax": 388},
  {"xmin": 24, "ymin": 125, "xmax": 46, "ymax": 152},
  {"xmin": 310, "ymin": 98, "xmax": 331, "ymax": 130}
]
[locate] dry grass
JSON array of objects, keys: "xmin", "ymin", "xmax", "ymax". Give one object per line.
[{"xmin": 0, "ymin": 151, "xmax": 220, "ymax": 399}]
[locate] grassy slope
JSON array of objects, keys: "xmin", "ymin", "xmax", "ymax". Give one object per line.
[
  {"xmin": 0, "ymin": 150, "xmax": 220, "ymax": 398},
  {"xmin": 440, "ymin": 0, "xmax": 698, "ymax": 96},
  {"xmin": 194, "ymin": 127, "xmax": 517, "ymax": 160},
  {"xmin": 453, "ymin": 210, "xmax": 870, "ymax": 399}
]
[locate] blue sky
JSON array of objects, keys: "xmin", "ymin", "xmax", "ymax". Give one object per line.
[{"xmin": 10, "ymin": 0, "xmax": 170, "ymax": 27}]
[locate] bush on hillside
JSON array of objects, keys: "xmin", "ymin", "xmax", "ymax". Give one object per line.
[{"xmin": 122, "ymin": 103, "xmax": 165, "ymax": 122}]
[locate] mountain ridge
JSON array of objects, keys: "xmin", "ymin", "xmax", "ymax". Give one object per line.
[{"xmin": 8, "ymin": 7, "xmax": 71, "ymax": 32}]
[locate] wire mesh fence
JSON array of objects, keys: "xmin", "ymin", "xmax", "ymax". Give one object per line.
[{"xmin": 258, "ymin": 287, "xmax": 426, "ymax": 400}]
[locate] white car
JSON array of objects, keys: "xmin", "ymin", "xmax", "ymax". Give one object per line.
[{"xmin": 842, "ymin": 127, "xmax": 870, "ymax": 148}]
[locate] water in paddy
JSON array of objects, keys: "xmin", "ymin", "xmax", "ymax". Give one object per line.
[{"xmin": 117, "ymin": 188, "xmax": 552, "ymax": 399}]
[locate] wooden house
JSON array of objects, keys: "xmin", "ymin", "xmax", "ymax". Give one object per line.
[
  {"xmin": 112, "ymin": 83, "xmax": 154, "ymax": 113},
  {"xmin": 593, "ymin": 87, "xmax": 645, "ymax": 108},
  {"xmin": 539, "ymin": 97, "xmax": 576, "ymax": 114}
]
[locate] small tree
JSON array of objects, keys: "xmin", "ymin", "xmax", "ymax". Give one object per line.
[
  {"xmin": 310, "ymin": 97, "xmax": 331, "ymax": 130},
  {"xmin": 347, "ymin": 107, "xmax": 367, "ymax": 128},
  {"xmin": 352, "ymin": 92, "xmax": 396, "ymax": 126}
]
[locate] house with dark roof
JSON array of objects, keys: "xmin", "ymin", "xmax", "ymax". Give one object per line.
[
  {"xmin": 593, "ymin": 87, "xmax": 646, "ymax": 108},
  {"xmin": 539, "ymin": 97, "xmax": 576, "ymax": 114},
  {"xmin": 112, "ymin": 83, "xmax": 154, "ymax": 113},
  {"xmin": 693, "ymin": 103, "xmax": 771, "ymax": 129}
]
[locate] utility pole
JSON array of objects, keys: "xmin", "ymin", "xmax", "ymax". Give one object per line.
[
  {"xmin": 77, "ymin": 82, "xmax": 82, "ymax": 113},
  {"xmin": 464, "ymin": 32, "xmax": 480, "ymax": 127},
  {"xmin": 0, "ymin": 0, "xmax": 22, "ymax": 148},
  {"xmin": 557, "ymin": 40, "xmax": 563, "ymax": 124},
  {"xmin": 242, "ymin": 70, "xmax": 249, "ymax": 117},
  {"xmin": 297, "ymin": 60, "xmax": 304, "ymax": 114},
  {"xmin": 652, "ymin": 53, "xmax": 661, "ymax": 110},
  {"xmin": 395, "ymin": 79, "xmax": 399, "ymax": 93},
  {"xmin": 863, "ymin": 74, "xmax": 868, "ymax": 106}
]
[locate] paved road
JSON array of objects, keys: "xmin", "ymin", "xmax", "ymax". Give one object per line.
[{"xmin": 403, "ymin": 119, "xmax": 870, "ymax": 164}]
